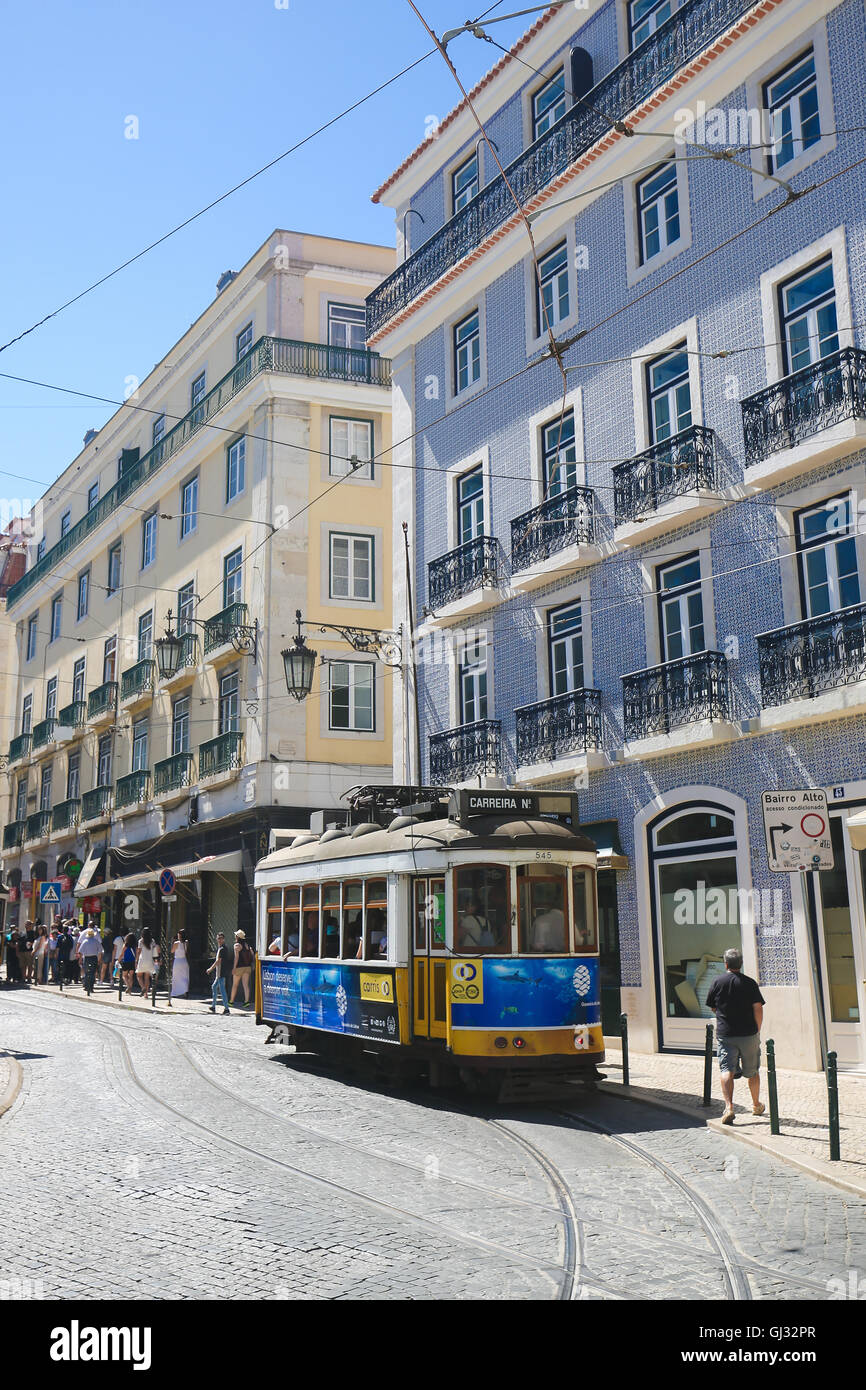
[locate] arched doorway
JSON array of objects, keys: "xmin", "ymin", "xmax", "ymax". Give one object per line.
[{"xmin": 647, "ymin": 800, "xmax": 747, "ymax": 1050}]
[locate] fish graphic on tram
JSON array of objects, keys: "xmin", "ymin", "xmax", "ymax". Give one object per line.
[{"xmin": 253, "ymin": 786, "xmax": 604, "ymax": 1096}]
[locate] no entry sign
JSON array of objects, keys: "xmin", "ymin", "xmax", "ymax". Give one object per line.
[{"xmin": 761, "ymin": 789, "xmax": 834, "ymax": 872}]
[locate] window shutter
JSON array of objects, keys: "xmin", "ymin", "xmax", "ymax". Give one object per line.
[{"xmin": 570, "ymin": 47, "xmax": 593, "ymax": 105}]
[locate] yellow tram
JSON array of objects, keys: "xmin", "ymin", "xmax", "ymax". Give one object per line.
[{"xmin": 254, "ymin": 787, "xmax": 604, "ymax": 1094}]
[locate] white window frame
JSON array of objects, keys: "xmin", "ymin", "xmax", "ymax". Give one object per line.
[
  {"xmin": 236, "ymin": 321, "xmax": 254, "ymax": 361},
  {"xmin": 534, "ymin": 579, "xmax": 595, "ymax": 699},
  {"xmin": 152, "ymin": 414, "xmax": 166, "ymax": 447},
  {"xmin": 45, "ymin": 675, "xmax": 58, "ymax": 721},
  {"xmin": 60, "ymin": 511, "xmax": 71, "ymax": 539},
  {"xmin": 49, "ymin": 595, "xmax": 62, "ymax": 644},
  {"xmin": 758, "ymin": 228, "xmax": 853, "ymax": 386},
  {"xmin": 141, "ymin": 512, "xmax": 157, "ymax": 570},
  {"xmin": 773, "ymin": 466, "xmax": 866, "ymax": 628},
  {"xmin": 222, "ymin": 547, "xmax": 244, "ymax": 610},
  {"xmin": 329, "ymin": 417, "xmax": 374, "ymax": 479},
  {"xmin": 445, "ymin": 446, "xmax": 492, "ymax": 550},
  {"xmin": 530, "ymin": 67, "xmax": 566, "ymax": 141},
  {"xmin": 87, "ymin": 482, "xmax": 99, "ymax": 511},
  {"xmin": 328, "ymin": 660, "xmax": 376, "ymax": 733},
  {"xmin": 640, "ymin": 529, "xmax": 717, "ymax": 668},
  {"xmin": 66, "ymin": 753, "xmax": 80, "ymax": 802},
  {"xmin": 625, "ymin": 154, "xmax": 691, "ymax": 286},
  {"xmin": 131, "ymin": 717, "xmax": 149, "ymax": 773},
  {"xmin": 226, "ymin": 436, "xmax": 246, "ymax": 504},
  {"xmin": 631, "ymin": 317, "xmax": 701, "ymax": 452},
  {"xmin": 445, "ymin": 301, "xmax": 487, "ymax": 410},
  {"xmin": 527, "ymin": 390, "xmax": 585, "ymax": 508},
  {"xmin": 180, "ymin": 474, "xmax": 198, "ymax": 539},
  {"xmin": 524, "ymin": 225, "xmax": 579, "ymax": 356},
  {"xmin": 21, "ymin": 693, "xmax": 33, "ymax": 735},
  {"xmin": 72, "ymin": 657, "xmax": 86, "ymax": 705},
  {"xmin": 26, "ymin": 613, "xmax": 37, "ymax": 663},
  {"xmin": 450, "ymin": 150, "xmax": 480, "ymax": 214},
  {"xmin": 137, "ymin": 609, "xmax": 154, "ymax": 663},
  {"xmin": 329, "ymin": 532, "xmax": 374, "ymax": 603},
  {"xmin": 448, "ymin": 626, "xmax": 493, "ymax": 729},
  {"xmin": 327, "ymin": 302, "xmax": 366, "ymax": 350},
  {"xmin": 76, "ymin": 569, "xmax": 89, "ymax": 622},
  {"xmin": 107, "ymin": 543, "xmax": 121, "ymax": 596},
  {"xmin": 746, "ymin": 24, "xmax": 835, "ymax": 201}
]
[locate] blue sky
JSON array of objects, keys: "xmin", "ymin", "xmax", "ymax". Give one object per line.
[{"xmin": 1, "ymin": 0, "xmax": 537, "ymax": 494}]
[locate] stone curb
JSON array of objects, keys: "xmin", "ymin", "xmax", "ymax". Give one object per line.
[
  {"xmin": 0, "ymin": 1054, "xmax": 23, "ymax": 1118},
  {"xmin": 17, "ymin": 984, "xmax": 217, "ymax": 1018},
  {"xmin": 598, "ymin": 1080, "xmax": 866, "ymax": 1202}
]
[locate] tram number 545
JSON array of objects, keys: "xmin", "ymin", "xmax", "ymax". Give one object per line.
[{"xmin": 534, "ymin": 851, "xmax": 552, "ymax": 860}]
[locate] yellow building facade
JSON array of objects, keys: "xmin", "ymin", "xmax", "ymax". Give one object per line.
[{"xmin": 1, "ymin": 230, "xmax": 394, "ymax": 976}]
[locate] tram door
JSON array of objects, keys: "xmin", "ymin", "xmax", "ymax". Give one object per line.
[{"xmin": 412, "ymin": 877, "xmax": 448, "ymax": 1040}]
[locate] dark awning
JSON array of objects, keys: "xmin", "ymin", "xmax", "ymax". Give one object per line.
[{"xmin": 582, "ymin": 820, "xmax": 628, "ymax": 869}]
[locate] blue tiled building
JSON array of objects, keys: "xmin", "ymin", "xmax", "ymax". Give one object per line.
[{"xmin": 368, "ymin": 0, "xmax": 866, "ymax": 1068}]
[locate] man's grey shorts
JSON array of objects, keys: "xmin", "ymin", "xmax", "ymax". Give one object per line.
[{"xmin": 717, "ymin": 1033, "xmax": 761, "ymax": 1078}]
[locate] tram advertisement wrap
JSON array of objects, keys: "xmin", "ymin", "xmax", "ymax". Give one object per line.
[
  {"xmin": 259, "ymin": 960, "xmax": 401, "ymax": 1044},
  {"xmin": 449, "ymin": 957, "xmax": 601, "ymax": 1030}
]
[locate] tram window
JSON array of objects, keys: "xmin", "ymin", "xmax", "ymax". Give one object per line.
[
  {"xmin": 321, "ymin": 882, "xmax": 340, "ymax": 958},
  {"xmin": 517, "ymin": 864, "xmax": 568, "ymax": 954},
  {"xmin": 414, "ymin": 880, "xmax": 428, "ymax": 952},
  {"xmin": 266, "ymin": 889, "xmax": 283, "ymax": 954},
  {"xmin": 455, "ymin": 865, "xmax": 509, "ymax": 953},
  {"xmin": 302, "ymin": 884, "xmax": 320, "ymax": 957},
  {"xmin": 342, "ymin": 882, "xmax": 363, "ymax": 959},
  {"xmin": 362, "ymin": 879, "xmax": 388, "ymax": 959},
  {"xmin": 283, "ymin": 910, "xmax": 300, "ymax": 957},
  {"xmin": 572, "ymin": 868, "xmax": 598, "ymax": 953}
]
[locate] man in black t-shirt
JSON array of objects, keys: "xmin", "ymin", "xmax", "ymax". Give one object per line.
[{"xmin": 706, "ymin": 948, "xmax": 766, "ymax": 1125}]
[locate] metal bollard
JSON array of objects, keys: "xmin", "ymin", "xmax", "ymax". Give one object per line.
[
  {"xmin": 151, "ymin": 969, "xmax": 158, "ymax": 1010},
  {"xmin": 620, "ymin": 1012, "xmax": 629, "ymax": 1087},
  {"xmin": 702, "ymin": 1023, "xmax": 714, "ymax": 1106},
  {"xmin": 118, "ymin": 969, "xmax": 124, "ymax": 1002},
  {"xmin": 827, "ymin": 1050, "xmax": 841, "ymax": 1162},
  {"xmin": 766, "ymin": 1038, "xmax": 780, "ymax": 1135}
]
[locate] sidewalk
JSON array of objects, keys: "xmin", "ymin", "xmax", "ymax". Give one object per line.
[
  {"xmin": 0, "ymin": 979, "xmax": 254, "ymax": 1018},
  {"xmin": 601, "ymin": 1042, "xmax": 866, "ymax": 1199}
]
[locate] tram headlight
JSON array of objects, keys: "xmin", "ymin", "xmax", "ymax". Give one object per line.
[
  {"xmin": 494, "ymin": 1036, "xmax": 508, "ymax": 1049},
  {"xmin": 512, "ymin": 1036, "xmax": 526, "ymax": 1049}
]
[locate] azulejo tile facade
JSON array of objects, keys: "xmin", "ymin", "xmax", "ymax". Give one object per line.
[{"xmin": 371, "ymin": 0, "xmax": 866, "ymax": 1069}]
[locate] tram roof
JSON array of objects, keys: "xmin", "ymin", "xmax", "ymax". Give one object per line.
[{"xmin": 255, "ymin": 813, "xmax": 598, "ymax": 877}]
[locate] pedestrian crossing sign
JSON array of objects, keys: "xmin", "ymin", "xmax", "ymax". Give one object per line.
[{"xmin": 40, "ymin": 881, "xmax": 62, "ymax": 905}]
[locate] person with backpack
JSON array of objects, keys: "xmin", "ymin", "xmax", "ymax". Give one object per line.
[
  {"xmin": 229, "ymin": 930, "xmax": 254, "ymax": 1008},
  {"xmin": 119, "ymin": 933, "xmax": 138, "ymax": 994}
]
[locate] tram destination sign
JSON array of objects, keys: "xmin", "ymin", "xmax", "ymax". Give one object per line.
[
  {"xmin": 761, "ymin": 788, "xmax": 834, "ymax": 872},
  {"xmin": 449, "ymin": 789, "xmax": 578, "ymax": 825}
]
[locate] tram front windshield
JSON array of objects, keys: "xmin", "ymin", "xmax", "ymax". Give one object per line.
[{"xmin": 455, "ymin": 865, "xmax": 509, "ymax": 953}]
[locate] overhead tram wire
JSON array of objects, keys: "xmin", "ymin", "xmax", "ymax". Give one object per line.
[{"xmin": 0, "ymin": 47, "xmax": 440, "ymax": 358}]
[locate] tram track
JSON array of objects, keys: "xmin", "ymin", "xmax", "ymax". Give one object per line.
[{"xmin": 1, "ymin": 992, "xmax": 841, "ymax": 1301}]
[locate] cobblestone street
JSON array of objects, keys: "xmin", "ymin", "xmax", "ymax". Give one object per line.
[{"xmin": 3, "ymin": 989, "xmax": 866, "ymax": 1301}]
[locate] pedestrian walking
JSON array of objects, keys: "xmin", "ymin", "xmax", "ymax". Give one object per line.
[
  {"xmin": 76, "ymin": 926, "xmax": 102, "ymax": 995},
  {"xmin": 56, "ymin": 926, "xmax": 73, "ymax": 986},
  {"xmin": 4, "ymin": 929, "xmax": 20, "ymax": 985},
  {"xmin": 170, "ymin": 930, "xmax": 190, "ymax": 999},
  {"xmin": 206, "ymin": 933, "xmax": 233, "ymax": 1014},
  {"xmin": 119, "ymin": 934, "xmax": 138, "ymax": 993},
  {"xmin": 66, "ymin": 921, "xmax": 81, "ymax": 983},
  {"xmin": 32, "ymin": 926, "xmax": 49, "ymax": 985},
  {"xmin": 135, "ymin": 929, "xmax": 160, "ymax": 997},
  {"xmin": 229, "ymin": 930, "xmax": 253, "ymax": 1007},
  {"xmin": 706, "ymin": 947, "xmax": 766, "ymax": 1125},
  {"xmin": 48, "ymin": 926, "xmax": 60, "ymax": 983},
  {"xmin": 17, "ymin": 928, "xmax": 33, "ymax": 983},
  {"xmin": 100, "ymin": 926, "xmax": 115, "ymax": 984}
]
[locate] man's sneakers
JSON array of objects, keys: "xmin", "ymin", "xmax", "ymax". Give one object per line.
[
  {"xmin": 752, "ymin": 1101, "xmax": 766, "ymax": 1116},
  {"xmin": 721, "ymin": 1106, "xmax": 735, "ymax": 1125},
  {"xmin": 208, "ymin": 1005, "xmax": 215, "ymax": 1013}
]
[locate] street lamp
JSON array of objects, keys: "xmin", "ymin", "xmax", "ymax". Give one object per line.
[
  {"xmin": 155, "ymin": 605, "xmax": 258, "ymax": 681},
  {"xmin": 155, "ymin": 625, "xmax": 184, "ymax": 681},
  {"xmin": 281, "ymin": 609, "xmax": 401, "ymax": 702}
]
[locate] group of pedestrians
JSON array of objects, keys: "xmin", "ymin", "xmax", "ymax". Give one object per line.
[{"xmin": 2, "ymin": 915, "xmax": 194, "ymax": 1000}]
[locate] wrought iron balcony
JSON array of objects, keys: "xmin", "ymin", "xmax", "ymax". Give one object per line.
[
  {"xmin": 31, "ymin": 718, "xmax": 57, "ymax": 750},
  {"xmin": 7, "ymin": 336, "xmax": 391, "ymax": 612},
  {"xmin": 622, "ymin": 650, "xmax": 730, "ymax": 741},
  {"xmin": 199, "ymin": 730, "xmax": 244, "ymax": 778},
  {"xmin": 511, "ymin": 486, "xmax": 594, "ymax": 572},
  {"xmin": 9, "ymin": 732, "xmax": 31, "ymax": 763},
  {"xmin": 3, "ymin": 821, "xmax": 25, "ymax": 850},
  {"xmin": 82, "ymin": 785, "xmax": 112, "ymax": 822},
  {"xmin": 367, "ymin": 0, "xmax": 756, "ymax": 337},
  {"xmin": 87, "ymin": 682, "xmax": 117, "ymax": 720},
  {"xmin": 51, "ymin": 798, "xmax": 81, "ymax": 834},
  {"xmin": 429, "ymin": 719, "xmax": 502, "ymax": 784},
  {"xmin": 203, "ymin": 603, "xmax": 248, "ymax": 655},
  {"xmin": 428, "ymin": 536, "xmax": 501, "ymax": 610},
  {"xmin": 516, "ymin": 688, "xmax": 602, "ymax": 765},
  {"xmin": 613, "ymin": 426, "xmax": 716, "ymax": 525},
  {"xmin": 25, "ymin": 810, "xmax": 51, "ymax": 842},
  {"xmin": 120, "ymin": 658, "xmax": 156, "ymax": 702},
  {"xmin": 115, "ymin": 770, "xmax": 151, "ymax": 809},
  {"xmin": 154, "ymin": 751, "xmax": 196, "ymax": 795},
  {"xmin": 757, "ymin": 603, "xmax": 866, "ymax": 707},
  {"xmin": 741, "ymin": 348, "xmax": 866, "ymax": 467},
  {"xmin": 57, "ymin": 700, "xmax": 86, "ymax": 729}
]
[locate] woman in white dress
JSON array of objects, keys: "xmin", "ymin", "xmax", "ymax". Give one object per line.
[
  {"xmin": 135, "ymin": 929, "xmax": 160, "ymax": 996},
  {"xmin": 170, "ymin": 930, "xmax": 190, "ymax": 998}
]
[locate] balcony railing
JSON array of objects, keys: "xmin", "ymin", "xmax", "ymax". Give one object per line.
[
  {"xmin": 115, "ymin": 770, "xmax": 151, "ymax": 809},
  {"xmin": 57, "ymin": 700, "xmax": 86, "ymax": 729},
  {"xmin": 622, "ymin": 650, "xmax": 730, "ymax": 741},
  {"xmin": 51, "ymin": 798, "xmax": 81, "ymax": 834},
  {"xmin": 87, "ymin": 682, "xmax": 117, "ymax": 720},
  {"xmin": 516, "ymin": 688, "xmax": 602, "ymax": 765},
  {"xmin": 7, "ymin": 336, "xmax": 391, "ymax": 611},
  {"xmin": 367, "ymin": 0, "xmax": 756, "ymax": 336},
  {"xmin": 82, "ymin": 785, "xmax": 112, "ymax": 822},
  {"xmin": 757, "ymin": 603, "xmax": 866, "ymax": 707},
  {"xmin": 3, "ymin": 821, "xmax": 25, "ymax": 850},
  {"xmin": 9, "ymin": 732, "xmax": 32, "ymax": 763},
  {"xmin": 428, "ymin": 536, "xmax": 501, "ymax": 610},
  {"xmin": 203, "ymin": 603, "xmax": 248, "ymax": 655},
  {"xmin": 741, "ymin": 348, "xmax": 866, "ymax": 467},
  {"xmin": 154, "ymin": 751, "xmax": 196, "ymax": 795},
  {"xmin": 25, "ymin": 811, "xmax": 51, "ymax": 842},
  {"xmin": 511, "ymin": 486, "xmax": 594, "ymax": 572},
  {"xmin": 613, "ymin": 426, "xmax": 716, "ymax": 524},
  {"xmin": 199, "ymin": 730, "xmax": 244, "ymax": 778},
  {"xmin": 120, "ymin": 658, "xmax": 156, "ymax": 702},
  {"xmin": 429, "ymin": 719, "xmax": 502, "ymax": 784},
  {"xmin": 31, "ymin": 718, "xmax": 57, "ymax": 750}
]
